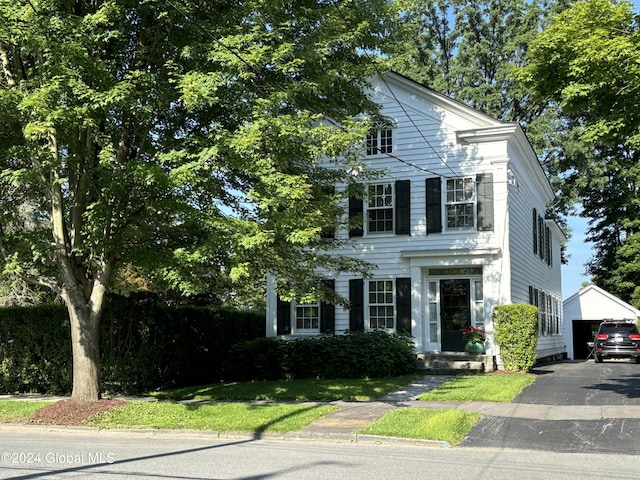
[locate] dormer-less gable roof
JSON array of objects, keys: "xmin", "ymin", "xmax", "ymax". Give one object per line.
[
  {"xmin": 564, "ymin": 284, "xmax": 640, "ymax": 319},
  {"xmin": 366, "ymin": 71, "xmax": 555, "ymax": 202}
]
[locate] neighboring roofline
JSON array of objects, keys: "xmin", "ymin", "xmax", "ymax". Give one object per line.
[{"xmin": 563, "ymin": 284, "xmax": 640, "ymax": 316}]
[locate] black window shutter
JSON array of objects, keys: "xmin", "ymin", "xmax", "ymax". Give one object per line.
[
  {"xmin": 425, "ymin": 178, "xmax": 442, "ymax": 234},
  {"xmin": 529, "ymin": 286, "xmax": 534, "ymax": 305},
  {"xmin": 395, "ymin": 180, "xmax": 411, "ymax": 235},
  {"xmin": 545, "ymin": 225, "xmax": 551, "ymax": 265},
  {"xmin": 349, "ymin": 279, "xmax": 364, "ymax": 332},
  {"xmin": 476, "ymin": 173, "xmax": 494, "ymax": 231},
  {"xmin": 348, "ymin": 196, "xmax": 363, "ymax": 238},
  {"xmin": 320, "ymin": 186, "xmax": 335, "ymax": 239},
  {"xmin": 320, "ymin": 280, "xmax": 336, "ymax": 334},
  {"xmin": 276, "ymin": 296, "xmax": 291, "ymax": 335},
  {"xmin": 538, "ymin": 215, "xmax": 544, "ymax": 259},
  {"xmin": 532, "ymin": 209, "xmax": 538, "ymax": 255},
  {"xmin": 396, "ymin": 278, "xmax": 411, "ymax": 335}
]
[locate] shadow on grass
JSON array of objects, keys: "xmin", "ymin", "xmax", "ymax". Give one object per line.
[{"xmin": 154, "ymin": 375, "xmax": 421, "ymax": 402}]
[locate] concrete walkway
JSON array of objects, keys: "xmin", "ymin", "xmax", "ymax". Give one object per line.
[{"xmin": 289, "ymin": 374, "xmax": 640, "ymax": 442}]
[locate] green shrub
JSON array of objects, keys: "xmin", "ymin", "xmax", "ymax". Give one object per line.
[
  {"xmin": 226, "ymin": 337, "xmax": 284, "ymax": 381},
  {"xmin": 228, "ymin": 330, "xmax": 416, "ymax": 381},
  {"xmin": 0, "ymin": 305, "xmax": 71, "ymax": 394},
  {"xmin": 493, "ymin": 304, "xmax": 538, "ymax": 373}
]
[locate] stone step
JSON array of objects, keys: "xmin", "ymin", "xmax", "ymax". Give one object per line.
[{"xmin": 416, "ymin": 353, "xmax": 495, "ymax": 374}]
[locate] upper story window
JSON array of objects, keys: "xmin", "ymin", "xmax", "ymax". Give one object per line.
[
  {"xmin": 349, "ymin": 180, "xmax": 410, "ymax": 237},
  {"xmin": 368, "ymin": 183, "xmax": 394, "ymax": 233},
  {"xmin": 425, "ymin": 174, "xmax": 494, "ymax": 234},
  {"xmin": 446, "ymin": 177, "xmax": 476, "ymax": 229},
  {"xmin": 366, "ymin": 120, "xmax": 394, "ymax": 156}
]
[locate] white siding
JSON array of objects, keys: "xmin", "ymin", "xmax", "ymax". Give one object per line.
[{"xmin": 266, "ymin": 72, "xmax": 566, "ymax": 361}]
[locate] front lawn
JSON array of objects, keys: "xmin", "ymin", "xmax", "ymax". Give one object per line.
[
  {"xmin": 360, "ymin": 408, "xmax": 481, "ymax": 445},
  {"xmin": 1, "ymin": 371, "xmax": 538, "ymax": 444},
  {"xmin": 0, "ymin": 401, "xmax": 53, "ymax": 422},
  {"xmin": 417, "ymin": 373, "xmax": 535, "ymax": 402},
  {"xmin": 90, "ymin": 402, "xmax": 336, "ymax": 434},
  {"xmin": 151, "ymin": 374, "xmax": 422, "ymax": 402}
]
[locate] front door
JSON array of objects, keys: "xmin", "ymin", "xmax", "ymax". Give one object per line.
[{"xmin": 440, "ymin": 279, "xmax": 471, "ymax": 352}]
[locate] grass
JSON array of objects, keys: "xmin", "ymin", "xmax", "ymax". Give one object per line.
[
  {"xmin": 90, "ymin": 401, "xmax": 336, "ymax": 434},
  {"xmin": 0, "ymin": 401, "xmax": 53, "ymax": 422},
  {"xmin": 360, "ymin": 408, "xmax": 481, "ymax": 445},
  {"xmin": 360, "ymin": 372, "xmax": 535, "ymax": 443},
  {"xmin": 150, "ymin": 374, "xmax": 423, "ymax": 402},
  {"xmin": 417, "ymin": 372, "xmax": 536, "ymax": 402},
  {"xmin": 1, "ymin": 372, "xmax": 537, "ymax": 443}
]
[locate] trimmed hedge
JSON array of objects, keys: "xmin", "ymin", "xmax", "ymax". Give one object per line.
[
  {"xmin": 493, "ymin": 304, "xmax": 539, "ymax": 373},
  {"xmin": 0, "ymin": 299, "xmax": 264, "ymax": 394},
  {"xmin": 226, "ymin": 330, "xmax": 417, "ymax": 381}
]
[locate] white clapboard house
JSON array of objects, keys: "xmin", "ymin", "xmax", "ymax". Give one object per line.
[{"xmin": 266, "ymin": 72, "xmax": 566, "ymax": 365}]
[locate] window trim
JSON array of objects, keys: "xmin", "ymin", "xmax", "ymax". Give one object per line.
[
  {"xmin": 366, "ymin": 182, "xmax": 395, "ymax": 234},
  {"xmin": 365, "ymin": 119, "xmax": 395, "ymax": 156},
  {"xmin": 445, "ymin": 176, "xmax": 477, "ymax": 231},
  {"xmin": 367, "ymin": 279, "xmax": 396, "ymax": 331},
  {"xmin": 292, "ymin": 300, "xmax": 321, "ymax": 334}
]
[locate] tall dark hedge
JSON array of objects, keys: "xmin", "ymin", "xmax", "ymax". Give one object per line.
[{"xmin": 0, "ymin": 297, "xmax": 264, "ymax": 394}]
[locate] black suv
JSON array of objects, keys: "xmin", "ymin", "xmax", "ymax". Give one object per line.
[{"xmin": 594, "ymin": 320, "xmax": 640, "ymax": 363}]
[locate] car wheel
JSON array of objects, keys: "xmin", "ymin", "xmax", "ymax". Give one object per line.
[{"xmin": 594, "ymin": 354, "xmax": 603, "ymax": 363}]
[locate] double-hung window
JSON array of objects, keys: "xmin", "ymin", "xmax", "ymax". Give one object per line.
[
  {"xmin": 349, "ymin": 180, "xmax": 410, "ymax": 237},
  {"xmin": 368, "ymin": 183, "xmax": 394, "ymax": 233},
  {"xmin": 426, "ymin": 174, "xmax": 493, "ymax": 234},
  {"xmin": 369, "ymin": 280, "xmax": 395, "ymax": 330},
  {"xmin": 446, "ymin": 177, "xmax": 476, "ymax": 229}
]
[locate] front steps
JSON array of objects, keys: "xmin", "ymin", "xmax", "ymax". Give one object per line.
[{"xmin": 416, "ymin": 352, "xmax": 496, "ymax": 374}]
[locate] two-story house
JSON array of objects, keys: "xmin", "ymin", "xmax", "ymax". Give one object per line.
[{"xmin": 266, "ymin": 72, "xmax": 566, "ymax": 364}]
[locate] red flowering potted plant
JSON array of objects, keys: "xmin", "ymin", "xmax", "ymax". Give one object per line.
[{"xmin": 462, "ymin": 325, "xmax": 486, "ymax": 354}]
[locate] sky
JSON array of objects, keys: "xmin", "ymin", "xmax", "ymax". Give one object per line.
[
  {"xmin": 560, "ymin": 0, "xmax": 639, "ymax": 297},
  {"xmin": 561, "ymin": 214, "xmax": 592, "ymax": 298}
]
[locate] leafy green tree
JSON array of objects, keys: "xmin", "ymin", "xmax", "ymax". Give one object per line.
[
  {"xmin": 0, "ymin": 0, "xmax": 394, "ymax": 401},
  {"xmin": 519, "ymin": 0, "xmax": 640, "ymax": 304},
  {"xmin": 390, "ymin": 0, "xmax": 573, "ymax": 123},
  {"xmin": 389, "ymin": 0, "xmax": 576, "ymax": 245}
]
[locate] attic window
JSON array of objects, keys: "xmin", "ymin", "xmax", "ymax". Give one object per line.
[{"xmin": 366, "ymin": 120, "xmax": 394, "ymax": 155}]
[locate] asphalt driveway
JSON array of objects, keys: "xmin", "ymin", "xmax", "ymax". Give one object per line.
[{"xmin": 460, "ymin": 360, "xmax": 640, "ymax": 454}]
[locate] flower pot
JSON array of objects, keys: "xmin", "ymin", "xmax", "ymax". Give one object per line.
[{"xmin": 465, "ymin": 341, "xmax": 484, "ymax": 355}]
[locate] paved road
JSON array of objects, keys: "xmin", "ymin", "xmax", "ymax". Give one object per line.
[
  {"xmin": 1, "ymin": 428, "xmax": 639, "ymax": 480},
  {"xmin": 460, "ymin": 360, "xmax": 640, "ymax": 453}
]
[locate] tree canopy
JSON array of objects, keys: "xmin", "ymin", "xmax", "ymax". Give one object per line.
[
  {"xmin": 0, "ymin": 0, "xmax": 397, "ymax": 400},
  {"xmin": 519, "ymin": 0, "xmax": 640, "ymax": 305},
  {"xmin": 389, "ymin": 0, "xmax": 576, "ymax": 246}
]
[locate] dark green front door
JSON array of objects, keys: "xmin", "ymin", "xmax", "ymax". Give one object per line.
[{"xmin": 440, "ymin": 279, "xmax": 471, "ymax": 352}]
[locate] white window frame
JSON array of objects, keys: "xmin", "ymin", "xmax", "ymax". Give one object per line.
[
  {"xmin": 366, "ymin": 120, "xmax": 394, "ymax": 156},
  {"xmin": 367, "ymin": 279, "xmax": 396, "ymax": 331},
  {"xmin": 293, "ymin": 301, "xmax": 320, "ymax": 334},
  {"xmin": 366, "ymin": 182, "xmax": 394, "ymax": 234},
  {"xmin": 445, "ymin": 177, "xmax": 476, "ymax": 231}
]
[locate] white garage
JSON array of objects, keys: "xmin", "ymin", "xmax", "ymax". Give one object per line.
[{"xmin": 563, "ymin": 285, "xmax": 640, "ymax": 359}]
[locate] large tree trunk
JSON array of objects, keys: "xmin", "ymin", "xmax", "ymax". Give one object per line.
[
  {"xmin": 67, "ymin": 300, "xmax": 102, "ymax": 402},
  {"xmin": 60, "ymin": 259, "xmax": 112, "ymax": 403}
]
